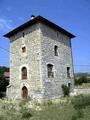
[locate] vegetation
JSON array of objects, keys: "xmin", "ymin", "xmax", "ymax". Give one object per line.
[
  {"xmin": 0, "ymin": 66, "xmax": 9, "ymax": 98},
  {"xmin": 62, "ymin": 84, "xmax": 70, "ymax": 97},
  {"xmin": 0, "ymin": 66, "xmax": 9, "ymax": 76},
  {"xmin": 0, "ymin": 95, "xmax": 90, "ymax": 120},
  {"xmin": 71, "ymin": 95, "xmax": 90, "ymax": 120},
  {"xmin": 0, "ymin": 68, "xmax": 90, "ymax": 119},
  {"xmin": 75, "ymin": 75, "xmax": 90, "ymax": 86}
]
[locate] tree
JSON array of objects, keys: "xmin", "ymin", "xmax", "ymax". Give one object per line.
[
  {"xmin": 0, "ymin": 76, "xmax": 9, "ymax": 98},
  {"xmin": 0, "ymin": 66, "xmax": 9, "ymax": 75},
  {"xmin": 75, "ymin": 76, "xmax": 90, "ymax": 86},
  {"xmin": 0, "ymin": 66, "xmax": 9, "ymax": 98}
]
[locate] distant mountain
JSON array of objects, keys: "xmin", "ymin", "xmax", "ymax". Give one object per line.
[{"xmin": 74, "ymin": 72, "xmax": 90, "ymax": 78}]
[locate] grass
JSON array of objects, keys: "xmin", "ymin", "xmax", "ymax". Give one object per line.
[{"xmin": 0, "ymin": 95, "xmax": 90, "ymax": 120}]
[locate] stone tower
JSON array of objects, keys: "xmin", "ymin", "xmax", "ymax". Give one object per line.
[{"xmin": 4, "ymin": 16, "xmax": 75, "ymax": 100}]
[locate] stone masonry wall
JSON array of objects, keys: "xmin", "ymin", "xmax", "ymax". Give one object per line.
[
  {"xmin": 7, "ymin": 22, "xmax": 74, "ymax": 100},
  {"xmin": 40, "ymin": 23, "xmax": 74, "ymax": 99},
  {"xmin": 8, "ymin": 23, "xmax": 43, "ymax": 99}
]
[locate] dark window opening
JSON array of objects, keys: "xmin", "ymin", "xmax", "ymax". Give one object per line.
[
  {"xmin": 67, "ymin": 67, "xmax": 71, "ymax": 78},
  {"xmin": 23, "ymin": 32, "xmax": 25, "ymax": 37},
  {"xmin": 54, "ymin": 45, "xmax": 58, "ymax": 56},
  {"xmin": 68, "ymin": 82, "xmax": 71, "ymax": 89},
  {"xmin": 22, "ymin": 67, "xmax": 27, "ymax": 80},
  {"xmin": 22, "ymin": 86, "xmax": 28, "ymax": 99},
  {"xmin": 47, "ymin": 64, "xmax": 54, "ymax": 78},
  {"xmin": 22, "ymin": 46, "xmax": 26, "ymax": 53}
]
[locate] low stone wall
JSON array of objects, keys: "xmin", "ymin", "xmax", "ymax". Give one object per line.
[{"xmin": 74, "ymin": 88, "xmax": 90, "ymax": 95}]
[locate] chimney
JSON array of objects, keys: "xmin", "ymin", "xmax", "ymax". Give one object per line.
[{"xmin": 31, "ymin": 15, "xmax": 35, "ymax": 20}]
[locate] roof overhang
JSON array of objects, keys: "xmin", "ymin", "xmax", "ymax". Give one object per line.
[{"xmin": 4, "ymin": 15, "xmax": 75, "ymax": 38}]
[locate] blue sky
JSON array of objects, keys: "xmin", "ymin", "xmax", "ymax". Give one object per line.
[{"xmin": 0, "ymin": 0, "xmax": 90, "ymax": 73}]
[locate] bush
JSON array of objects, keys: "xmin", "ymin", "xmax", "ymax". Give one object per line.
[
  {"xmin": 0, "ymin": 95, "xmax": 90, "ymax": 120},
  {"xmin": 71, "ymin": 95, "xmax": 90, "ymax": 120},
  {"xmin": 20, "ymin": 106, "xmax": 32, "ymax": 118},
  {"xmin": 61, "ymin": 84, "xmax": 70, "ymax": 97},
  {"xmin": 75, "ymin": 76, "xmax": 89, "ymax": 86},
  {"xmin": 0, "ymin": 92, "xmax": 5, "ymax": 98},
  {"xmin": 0, "ymin": 76, "xmax": 9, "ymax": 99},
  {"xmin": 19, "ymin": 102, "xmax": 32, "ymax": 119},
  {"xmin": 71, "ymin": 95, "xmax": 90, "ymax": 110},
  {"xmin": 72, "ymin": 109, "xmax": 84, "ymax": 120}
]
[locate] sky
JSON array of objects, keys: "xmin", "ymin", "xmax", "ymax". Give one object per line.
[{"xmin": 0, "ymin": 0, "xmax": 90, "ymax": 73}]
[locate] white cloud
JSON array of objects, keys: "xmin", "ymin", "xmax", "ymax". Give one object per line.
[{"xmin": 0, "ymin": 18, "xmax": 13, "ymax": 31}]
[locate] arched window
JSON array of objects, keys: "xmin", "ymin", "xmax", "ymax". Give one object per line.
[
  {"xmin": 21, "ymin": 67, "xmax": 27, "ymax": 80},
  {"xmin": 22, "ymin": 86, "xmax": 28, "ymax": 99},
  {"xmin": 47, "ymin": 64, "xmax": 54, "ymax": 78},
  {"xmin": 54, "ymin": 45, "xmax": 58, "ymax": 56}
]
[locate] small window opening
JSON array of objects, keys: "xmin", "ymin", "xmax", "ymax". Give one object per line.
[
  {"xmin": 67, "ymin": 67, "xmax": 71, "ymax": 78},
  {"xmin": 47, "ymin": 64, "xmax": 54, "ymax": 78},
  {"xmin": 68, "ymin": 82, "xmax": 71, "ymax": 89},
  {"xmin": 22, "ymin": 67, "xmax": 27, "ymax": 80},
  {"xmin": 54, "ymin": 45, "xmax": 58, "ymax": 56},
  {"xmin": 23, "ymin": 32, "xmax": 25, "ymax": 37},
  {"xmin": 22, "ymin": 46, "xmax": 26, "ymax": 53}
]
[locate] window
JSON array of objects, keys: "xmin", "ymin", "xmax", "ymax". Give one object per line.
[
  {"xmin": 23, "ymin": 32, "xmax": 25, "ymax": 37},
  {"xmin": 67, "ymin": 67, "xmax": 70, "ymax": 78},
  {"xmin": 54, "ymin": 45, "xmax": 58, "ymax": 56},
  {"xmin": 22, "ymin": 86, "xmax": 28, "ymax": 99},
  {"xmin": 67, "ymin": 82, "xmax": 71, "ymax": 89},
  {"xmin": 47, "ymin": 64, "xmax": 54, "ymax": 78},
  {"xmin": 21, "ymin": 67, "xmax": 27, "ymax": 79},
  {"xmin": 22, "ymin": 46, "xmax": 26, "ymax": 53}
]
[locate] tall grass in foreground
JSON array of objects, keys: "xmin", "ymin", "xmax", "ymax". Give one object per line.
[{"xmin": 0, "ymin": 95, "xmax": 90, "ymax": 120}]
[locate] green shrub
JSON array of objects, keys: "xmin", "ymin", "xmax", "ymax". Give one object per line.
[
  {"xmin": 20, "ymin": 106, "xmax": 32, "ymax": 119},
  {"xmin": 75, "ymin": 76, "xmax": 89, "ymax": 86},
  {"xmin": 71, "ymin": 95, "xmax": 90, "ymax": 110},
  {"xmin": 71, "ymin": 109, "xmax": 84, "ymax": 120},
  {"xmin": 71, "ymin": 95, "xmax": 90, "ymax": 120},
  {"xmin": 61, "ymin": 84, "xmax": 70, "ymax": 97},
  {"xmin": 0, "ymin": 92, "xmax": 5, "ymax": 98},
  {"xmin": 0, "ymin": 95, "xmax": 90, "ymax": 120},
  {"xmin": 21, "ymin": 109, "xmax": 32, "ymax": 118},
  {"xmin": 72, "ymin": 115, "xmax": 77, "ymax": 120}
]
